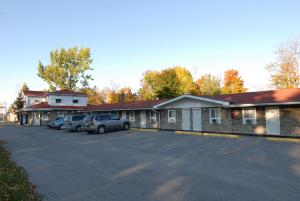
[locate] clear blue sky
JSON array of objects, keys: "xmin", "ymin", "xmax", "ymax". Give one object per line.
[{"xmin": 1, "ymin": 0, "xmax": 300, "ymax": 106}]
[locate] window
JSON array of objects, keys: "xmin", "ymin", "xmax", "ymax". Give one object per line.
[
  {"xmin": 168, "ymin": 110, "xmax": 176, "ymax": 123},
  {"xmin": 129, "ymin": 111, "xmax": 135, "ymax": 122},
  {"xmin": 242, "ymin": 108, "xmax": 256, "ymax": 124},
  {"xmin": 95, "ymin": 115, "xmax": 111, "ymax": 121},
  {"xmin": 57, "ymin": 112, "xmax": 65, "ymax": 117},
  {"xmin": 209, "ymin": 108, "xmax": 221, "ymax": 124},
  {"xmin": 110, "ymin": 115, "xmax": 119, "ymax": 120},
  {"xmin": 73, "ymin": 99, "xmax": 79, "ymax": 104},
  {"xmin": 56, "ymin": 99, "xmax": 62, "ymax": 103},
  {"xmin": 150, "ymin": 111, "xmax": 157, "ymax": 122}
]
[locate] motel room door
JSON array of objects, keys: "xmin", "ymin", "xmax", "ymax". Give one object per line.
[
  {"xmin": 182, "ymin": 108, "xmax": 191, "ymax": 130},
  {"xmin": 192, "ymin": 108, "xmax": 202, "ymax": 131},
  {"xmin": 265, "ymin": 107, "xmax": 280, "ymax": 135},
  {"xmin": 33, "ymin": 112, "xmax": 41, "ymax": 126},
  {"xmin": 121, "ymin": 111, "xmax": 127, "ymax": 120},
  {"xmin": 140, "ymin": 111, "xmax": 147, "ymax": 128}
]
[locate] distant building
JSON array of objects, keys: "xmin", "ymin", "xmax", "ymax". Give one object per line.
[{"xmin": 0, "ymin": 102, "xmax": 6, "ymax": 122}]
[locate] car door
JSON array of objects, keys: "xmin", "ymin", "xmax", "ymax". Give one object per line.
[{"xmin": 110, "ymin": 115, "xmax": 122, "ymax": 130}]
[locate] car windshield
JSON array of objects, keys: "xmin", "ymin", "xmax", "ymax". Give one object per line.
[
  {"xmin": 64, "ymin": 116, "xmax": 70, "ymax": 121},
  {"xmin": 83, "ymin": 115, "xmax": 94, "ymax": 122},
  {"xmin": 71, "ymin": 115, "xmax": 86, "ymax": 121}
]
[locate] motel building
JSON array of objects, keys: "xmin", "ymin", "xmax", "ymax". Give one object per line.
[{"xmin": 20, "ymin": 88, "xmax": 300, "ymax": 136}]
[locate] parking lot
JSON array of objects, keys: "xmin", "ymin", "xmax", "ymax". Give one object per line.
[{"xmin": 0, "ymin": 125, "xmax": 300, "ymax": 201}]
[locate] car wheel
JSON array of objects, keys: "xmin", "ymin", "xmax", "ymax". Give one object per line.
[
  {"xmin": 57, "ymin": 126, "xmax": 61, "ymax": 130},
  {"xmin": 123, "ymin": 123, "xmax": 129, "ymax": 130},
  {"xmin": 75, "ymin": 125, "xmax": 81, "ymax": 132},
  {"xmin": 97, "ymin": 126, "xmax": 105, "ymax": 134}
]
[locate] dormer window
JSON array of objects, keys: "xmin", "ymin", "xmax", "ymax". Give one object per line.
[
  {"xmin": 56, "ymin": 99, "xmax": 62, "ymax": 103},
  {"xmin": 73, "ymin": 99, "xmax": 79, "ymax": 104}
]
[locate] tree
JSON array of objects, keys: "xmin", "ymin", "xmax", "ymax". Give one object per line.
[
  {"xmin": 10, "ymin": 83, "xmax": 29, "ymax": 113},
  {"xmin": 154, "ymin": 68, "xmax": 181, "ymax": 98},
  {"xmin": 173, "ymin": 66, "xmax": 194, "ymax": 94},
  {"xmin": 117, "ymin": 87, "xmax": 137, "ymax": 103},
  {"xmin": 80, "ymin": 86, "xmax": 106, "ymax": 105},
  {"xmin": 266, "ymin": 40, "xmax": 300, "ymax": 89},
  {"xmin": 138, "ymin": 70, "xmax": 158, "ymax": 100},
  {"xmin": 222, "ymin": 69, "xmax": 247, "ymax": 94},
  {"xmin": 195, "ymin": 74, "xmax": 221, "ymax": 95},
  {"xmin": 38, "ymin": 47, "xmax": 93, "ymax": 91}
]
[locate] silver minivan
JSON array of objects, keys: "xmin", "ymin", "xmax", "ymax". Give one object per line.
[{"xmin": 83, "ymin": 114, "xmax": 129, "ymax": 134}]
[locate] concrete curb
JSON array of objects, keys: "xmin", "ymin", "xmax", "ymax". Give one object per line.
[
  {"xmin": 175, "ymin": 131, "xmax": 239, "ymax": 139},
  {"xmin": 130, "ymin": 128, "xmax": 159, "ymax": 132}
]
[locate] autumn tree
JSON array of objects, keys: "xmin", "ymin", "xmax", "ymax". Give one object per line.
[
  {"xmin": 38, "ymin": 47, "xmax": 93, "ymax": 91},
  {"xmin": 266, "ymin": 40, "xmax": 300, "ymax": 89},
  {"xmin": 195, "ymin": 74, "xmax": 221, "ymax": 95},
  {"xmin": 154, "ymin": 68, "xmax": 181, "ymax": 98},
  {"xmin": 173, "ymin": 66, "xmax": 194, "ymax": 94},
  {"xmin": 80, "ymin": 86, "xmax": 106, "ymax": 105},
  {"xmin": 118, "ymin": 87, "xmax": 137, "ymax": 103},
  {"xmin": 138, "ymin": 70, "xmax": 158, "ymax": 100},
  {"xmin": 222, "ymin": 69, "xmax": 247, "ymax": 94}
]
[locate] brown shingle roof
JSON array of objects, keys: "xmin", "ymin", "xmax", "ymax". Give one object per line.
[
  {"xmin": 26, "ymin": 102, "xmax": 85, "ymax": 110},
  {"xmin": 23, "ymin": 90, "xmax": 47, "ymax": 97},
  {"xmin": 210, "ymin": 88, "xmax": 300, "ymax": 105}
]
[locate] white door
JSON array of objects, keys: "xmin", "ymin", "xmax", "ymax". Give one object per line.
[
  {"xmin": 192, "ymin": 108, "xmax": 202, "ymax": 131},
  {"xmin": 140, "ymin": 111, "xmax": 146, "ymax": 128},
  {"xmin": 121, "ymin": 111, "xmax": 127, "ymax": 119},
  {"xmin": 265, "ymin": 107, "xmax": 280, "ymax": 135},
  {"xmin": 182, "ymin": 108, "xmax": 191, "ymax": 130},
  {"xmin": 33, "ymin": 112, "xmax": 41, "ymax": 126}
]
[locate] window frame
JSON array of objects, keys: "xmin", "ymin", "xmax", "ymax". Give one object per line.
[
  {"xmin": 209, "ymin": 108, "xmax": 221, "ymax": 124},
  {"xmin": 242, "ymin": 108, "xmax": 257, "ymax": 125},
  {"xmin": 129, "ymin": 111, "xmax": 135, "ymax": 122},
  {"xmin": 55, "ymin": 99, "xmax": 62, "ymax": 103},
  {"xmin": 168, "ymin": 110, "xmax": 176, "ymax": 123}
]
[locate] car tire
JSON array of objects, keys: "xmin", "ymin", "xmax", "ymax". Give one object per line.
[
  {"xmin": 75, "ymin": 125, "xmax": 81, "ymax": 132},
  {"xmin": 57, "ymin": 126, "xmax": 61, "ymax": 130},
  {"xmin": 97, "ymin": 126, "xmax": 105, "ymax": 134},
  {"xmin": 123, "ymin": 123, "xmax": 129, "ymax": 130}
]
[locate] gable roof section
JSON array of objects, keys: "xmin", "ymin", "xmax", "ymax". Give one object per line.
[
  {"xmin": 22, "ymin": 102, "xmax": 86, "ymax": 111},
  {"xmin": 210, "ymin": 88, "xmax": 300, "ymax": 106},
  {"xmin": 86, "ymin": 99, "xmax": 168, "ymax": 111},
  {"xmin": 23, "ymin": 90, "xmax": 47, "ymax": 97},
  {"xmin": 153, "ymin": 94, "xmax": 231, "ymax": 109}
]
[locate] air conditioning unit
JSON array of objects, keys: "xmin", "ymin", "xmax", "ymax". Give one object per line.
[{"xmin": 245, "ymin": 119, "xmax": 253, "ymax": 124}]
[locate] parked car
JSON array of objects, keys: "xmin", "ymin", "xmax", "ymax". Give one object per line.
[
  {"xmin": 62, "ymin": 114, "xmax": 87, "ymax": 132},
  {"xmin": 83, "ymin": 114, "xmax": 129, "ymax": 134},
  {"xmin": 47, "ymin": 117, "xmax": 64, "ymax": 130}
]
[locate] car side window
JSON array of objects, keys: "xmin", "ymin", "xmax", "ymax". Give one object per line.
[
  {"xmin": 95, "ymin": 115, "xmax": 102, "ymax": 121},
  {"xmin": 110, "ymin": 115, "xmax": 119, "ymax": 120},
  {"xmin": 102, "ymin": 115, "xmax": 111, "ymax": 121}
]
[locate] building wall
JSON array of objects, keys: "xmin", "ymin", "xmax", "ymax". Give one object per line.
[
  {"xmin": 201, "ymin": 108, "xmax": 233, "ymax": 133},
  {"xmin": 231, "ymin": 107, "xmax": 266, "ymax": 135},
  {"xmin": 280, "ymin": 105, "xmax": 300, "ymax": 136},
  {"xmin": 47, "ymin": 95, "xmax": 87, "ymax": 106},
  {"xmin": 24, "ymin": 96, "xmax": 45, "ymax": 107},
  {"xmin": 159, "ymin": 109, "xmax": 182, "ymax": 130}
]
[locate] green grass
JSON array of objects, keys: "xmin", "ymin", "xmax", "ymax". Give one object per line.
[{"xmin": 0, "ymin": 141, "xmax": 40, "ymax": 201}]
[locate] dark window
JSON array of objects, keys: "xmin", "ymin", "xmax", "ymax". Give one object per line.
[
  {"xmin": 71, "ymin": 115, "xmax": 85, "ymax": 121},
  {"xmin": 95, "ymin": 115, "xmax": 111, "ymax": 121},
  {"xmin": 110, "ymin": 115, "xmax": 119, "ymax": 120},
  {"xmin": 73, "ymin": 99, "xmax": 79, "ymax": 104},
  {"xmin": 56, "ymin": 99, "xmax": 62, "ymax": 103}
]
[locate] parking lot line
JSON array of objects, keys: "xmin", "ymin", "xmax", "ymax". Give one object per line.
[{"xmin": 223, "ymin": 139, "xmax": 262, "ymax": 155}]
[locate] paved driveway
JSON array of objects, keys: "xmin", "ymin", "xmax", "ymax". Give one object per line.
[{"xmin": 0, "ymin": 125, "xmax": 300, "ymax": 201}]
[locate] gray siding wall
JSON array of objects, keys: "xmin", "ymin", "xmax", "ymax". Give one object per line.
[
  {"xmin": 280, "ymin": 105, "xmax": 300, "ymax": 136},
  {"xmin": 159, "ymin": 109, "xmax": 182, "ymax": 130},
  {"xmin": 201, "ymin": 108, "xmax": 232, "ymax": 133},
  {"xmin": 231, "ymin": 107, "xmax": 266, "ymax": 135}
]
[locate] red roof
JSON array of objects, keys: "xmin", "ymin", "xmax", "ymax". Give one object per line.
[
  {"xmin": 25, "ymin": 102, "xmax": 85, "ymax": 110},
  {"xmin": 47, "ymin": 90, "xmax": 87, "ymax": 96},
  {"xmin": 210, "ymin": 88, "xmax": 300, "ymax": 105},
  {"xmin": 23, "ymin": 90, "xmax": 87, "ymax": 97},
  {"xmin": 23, "ymin": 90, "xmax": 47, "ymax": 97},
  {"xmin": 86, "ymin": 99, "xmax": 168, "ymax": 111}
]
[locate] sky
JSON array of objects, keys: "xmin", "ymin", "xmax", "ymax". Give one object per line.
[{"xmin": 0, "ymin": 0, "xmax": 300, "ymax": 107}]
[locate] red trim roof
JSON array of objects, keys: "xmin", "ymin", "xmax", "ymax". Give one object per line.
[
  {"xmin": 26, "ymin": 102, "xmax": 85, "ymax": 110},
  {"xmin": 47, "ymin": 90, "xmax": 87, "ymax": 96},
  {"xmin": 86, "ymin": 99, "xmax": 168, "ymax": 111},
  {"xmin": 23, "ymin": 90, "xmax": 47, "ymax": 97},
  {"xmin": 210, "ymin": 88, "xmax": 300, "ymax": 105}
]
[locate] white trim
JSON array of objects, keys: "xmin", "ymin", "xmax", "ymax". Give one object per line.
[
  {"xmin": 168, "ymin": 110, "xmax": 176, "ymax": 123},
  {"xmin": 209, "ymin": 108, "xmax": 221, "ymax": 124},
  {"xmin": 242, "ymin": 108, "xmax": 257, "ymax": 125},
  {"xmin": 153, "ymin": 95, "xmax": 230, "ymax": 109},
  {"xmin": 150, "ymin": 111, "xmax": 157, "ymax": 122}
]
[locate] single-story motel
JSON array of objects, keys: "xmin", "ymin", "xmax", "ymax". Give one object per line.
[{"xmin": 20, "ymin": 88, "xmax": 300, "ymax": 136}]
